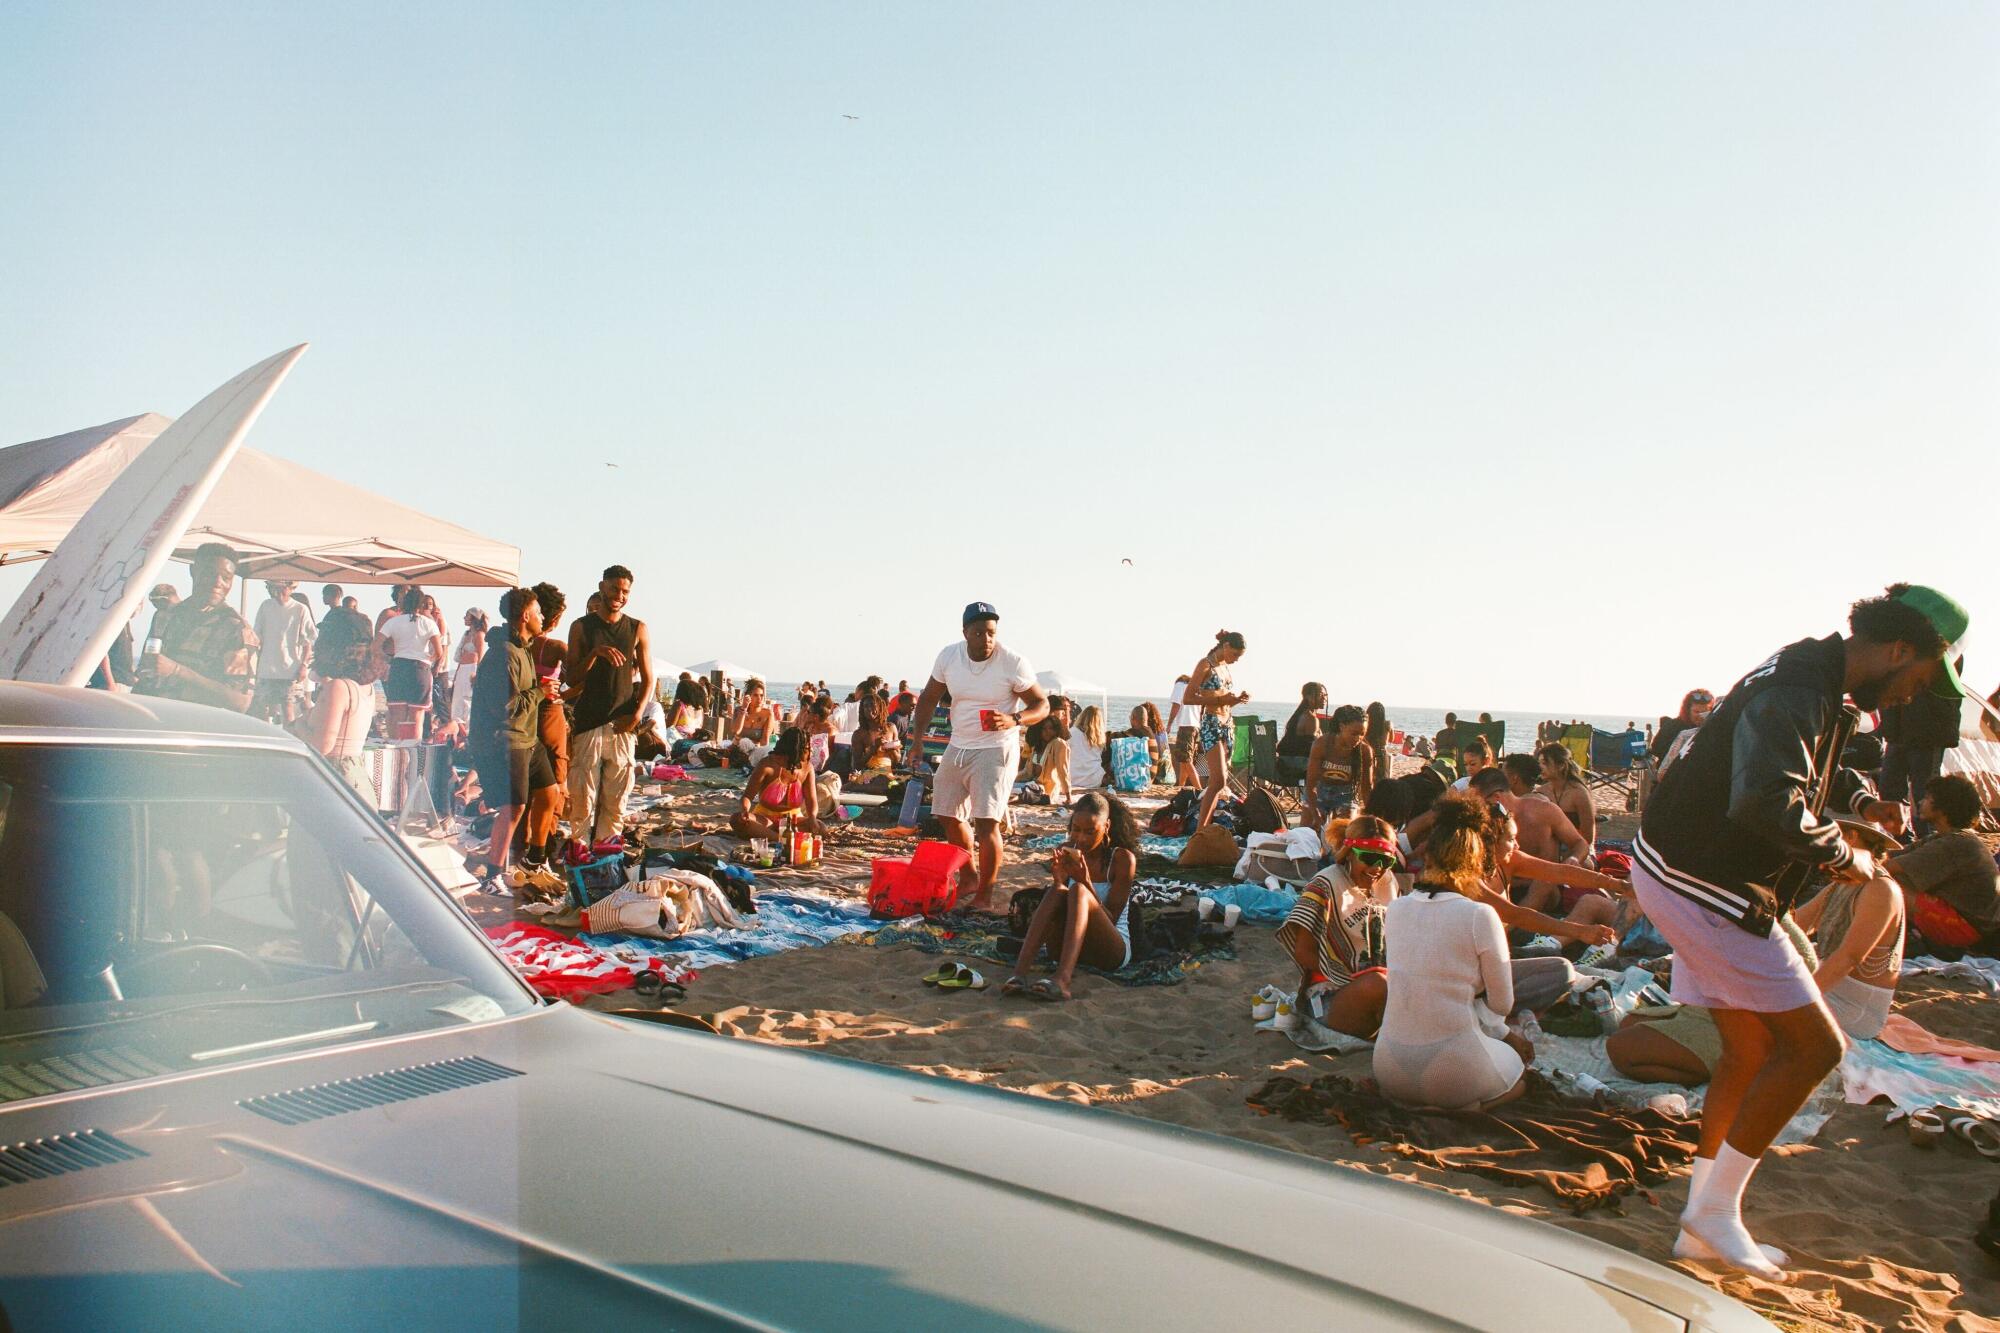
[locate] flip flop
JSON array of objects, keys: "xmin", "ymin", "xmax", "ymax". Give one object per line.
[
  {"xmin": 1026, "ymin": 977, "xmax": 1063, "ymax": 1002},
  {"xmin": 1000, "ymin": 976, "xmax": 1026, "ymax": 998},
  {"xmin": 920, "ymin": 965, "xmax": 955, "ymax": 986},
  {"xmin": 937, "ymin": 964, "xmax": 987, "ymax": 991},
  {"xmin": 1944, "ymin": 1110, "xmax": 2000, "ymax": 1161},
  {"xmin": 1907, "ymin": 1107, "xmax": 1945, "ymax": 1149}
]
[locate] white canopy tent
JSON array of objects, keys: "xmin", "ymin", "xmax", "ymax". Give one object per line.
[
  {"xmin": 0, "ymin": 414, "xmax": 519, "ymax": 587},
  {"xmin": 1035, "ymin": 669, "xmax": 1109, "ymax": 715},
  {"xmin": 686, "ymin": 658, "xmax": 762, "ymax": 683}
]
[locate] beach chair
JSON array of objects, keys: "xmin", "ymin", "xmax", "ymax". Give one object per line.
[
  {"xmin": 1586, "ymin": 727, "xmax": 1649, "ymax": 811},
  {"xmin": 1452, "ymin": 720, "xmax": 1505, "ymax": 759},
  {"xmin": 1248, "ymin": 719, "xmax": 1281, "ymax": 783},
  {"xmin": 1559, "ymin": 723, "xmax": 1593, "ymax": 774}
]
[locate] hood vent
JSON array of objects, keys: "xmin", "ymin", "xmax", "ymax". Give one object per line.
[
  {"xmin": 0, "ymin": 1129, "xmax": 146, "ymax": 1186},
  {"xmin": 238, "ymin": 1056, "xmax": 523, "ymax": 1126}
]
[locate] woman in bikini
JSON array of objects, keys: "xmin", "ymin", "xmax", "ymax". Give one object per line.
[
  {"xmin": 729, "ymin": 727, "xmax": 821, "ymax": 840},
  {"xmin": 1003, "ymin": 792, "xmax": 1139, "ymax": 1001},
  {"xmin": 1302, "ymin": 703, "xmax": 1377, "ymax": 833},
  {"xmin": 1276, "ymin": 816, "xmax": 1401, "ymax": 1037},
  {"xmin": 1183, "ymin": 630, "xmax": 1250, "ymax": 829}
]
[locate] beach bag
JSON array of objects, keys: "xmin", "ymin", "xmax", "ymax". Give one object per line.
[
  {"xmin": 1241, "ymin": 786, "xmax": 1286, "ymax": 835},
  {"xmin": 1178, "ymin": 823, "xmax": 1240, "ymax": 868},
  {"xmin": 567, "ymin": 854, "xmax": 634, "ymax": 909},
  {"xmin": 1127, "ymin": 888, "xmax": 1201, "ymax": 960},
  {"xmin": 1008, "ymin": 886, "xmax": 1047, "ymax": 936},
  {"xmin": 1108, "ymin": 736, "xmax": 1151, "ymax": 793},
  {"xmin": 868, "ymin": 841, "xmax": 969, "ymax": 917}
]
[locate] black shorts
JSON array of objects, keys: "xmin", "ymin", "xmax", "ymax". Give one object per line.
[
  {"xmin": 476, "ymin": 744, "xmax": 556, "ymax": 809},
  {"xmin": 386, "ymin": 658, "xmax": 433, "ymax": 706}
]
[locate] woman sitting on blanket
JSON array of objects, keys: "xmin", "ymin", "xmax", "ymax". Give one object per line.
[
  {"xmin": 1607, "ymin": 822, "xmax": 1905, "ymax": 1085},
  {"xmin": 1002, "ymin": 792, "xmax": 1138, "ymax": 1001},
  {"xmin": 1276, "ymin": 816, "xmax": 1401, "ymax": 1038},
  {"xmin": 729, "ymin": 727, "xmax": 822, "ymax": 841},
  {"xmin": 1374, "ymin": 794, "xmax": 1535, "ymax": 1112},
  {"xmin": 846, "ymin": 694, "xmax": 900, "ymax": 774}
]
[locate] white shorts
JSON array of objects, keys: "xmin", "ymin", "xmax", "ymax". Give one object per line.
[
  {"xmin": 1631, "ymin": 856, "xmax": 1818, "ymax": 1014},
  {"xmin": 931, "ymin": 743, "xmax": 1018, "ymax": 823}
]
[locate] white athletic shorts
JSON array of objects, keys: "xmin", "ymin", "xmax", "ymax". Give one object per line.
[{"xmin": 931, "ymin": 743, "xmax": 1018, "ymax": 823}]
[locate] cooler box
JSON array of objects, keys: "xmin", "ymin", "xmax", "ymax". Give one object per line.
[{"xmin": 868, "ymin": 840, "xmax": 970, "ymax": 917}]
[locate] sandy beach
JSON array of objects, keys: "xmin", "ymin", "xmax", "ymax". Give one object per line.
[{"xmin": 459, "ymin": 768, "xmax": 2000, "ymax": 1333}]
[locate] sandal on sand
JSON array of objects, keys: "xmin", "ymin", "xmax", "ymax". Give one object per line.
[
  {"xmin": 1000, "ymin": 976, "xmax": 1026, "ymax": 998},
  {"xmin": 920, "ymin": 965, "xmax": 955, "ymax": 986},
  {"xmin": 1907, "ymin": 1107, "xmax": 1946, "ymax": 1149},
  {"xmin": 937, "ymin": 964, "xmax": 987, "ymax": 991},
  {"xmin": 1026, "ymin": 977, "xmax": 1064, "ymax": 1002},
  {"xmin": 1942, "ymin": 1109, "xmax": 2000, "ymax": 1161}
]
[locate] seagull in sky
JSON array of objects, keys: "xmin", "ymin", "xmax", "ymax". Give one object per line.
[{"xmin": 842, "ymin": 114, "xmax": 860, "ymax": 120}]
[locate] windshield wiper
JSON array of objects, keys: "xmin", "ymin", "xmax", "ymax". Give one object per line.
[
  {"xmin": 3, "ymin": 976, "xmax": 474, "ymax": 1045},
  {"xmin": 190, "ymin": 1020, "xmax": 381, "ymax": 1062}
]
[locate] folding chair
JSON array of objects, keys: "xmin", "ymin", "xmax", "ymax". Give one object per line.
[
  {"xmin": 1586, "ymin": 727, "xmax": 1649, "ymax": 811},
  {"xmin": 1559, "ymin": 723, "xmax": 1594, "ymax": 775}
]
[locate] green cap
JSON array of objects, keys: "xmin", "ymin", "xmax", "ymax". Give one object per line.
[{"xmin": 1892, "ymin": 585, "xmax": 1970, "ymax": 698}]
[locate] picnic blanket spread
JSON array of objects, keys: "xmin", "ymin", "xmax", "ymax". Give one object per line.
[
  {"xmin": 854, "ymin": 911, "xmax": 1235, "ymax": 987},
  {"xmin": 581, "ymin": 889, "xmax": 875, "ymax": 970},
  {"xmin": 483, "ymin": 922, "xmax": 695, "ymax": 999},
  {"xmin": 1244, "ymin": 1071, "xmax": 1697, "ymax": 1211}
]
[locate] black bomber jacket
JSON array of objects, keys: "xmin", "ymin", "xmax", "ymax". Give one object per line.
[{"xmin": 1637, "ymin": 634, "xmax": 1877, "ymax": 936}]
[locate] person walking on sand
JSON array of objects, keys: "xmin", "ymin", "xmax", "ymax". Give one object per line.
[
  {"xmin": 1635, "ymin": 584, "xmax": 1969, "ymax": 1277},
  {"xmin": 905, "ymin": 602, "xmax": 1049, "ymax": 914},
  {"xmin": 564, "ymin": 565, "xmax": 654, "ymax": 847},
  {"xmin": 1183, "ymin": 630, "xmax": 1250, "ymax": 829}
]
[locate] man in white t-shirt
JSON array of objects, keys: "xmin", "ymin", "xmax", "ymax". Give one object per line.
[
  {"xmin": 251, "ymin": 579, "xmax": 316, "ymax": 725},
  {"xmin": 905, "ymin": 602, "xmax": 1050, "ymax": 913}
]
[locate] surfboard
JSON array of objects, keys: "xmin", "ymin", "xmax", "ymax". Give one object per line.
[
  {"xmin": 0, "ymin": 344, "xmax": 308, "ymax": 686},
  {"xmin": 836, "ymin": 792, "xmax": 890, "ymax": 807}
]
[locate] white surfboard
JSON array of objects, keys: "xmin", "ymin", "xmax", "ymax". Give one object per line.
[{"xmin": 0, "ymin": 344, "xmax": 308, "ymax": 686}]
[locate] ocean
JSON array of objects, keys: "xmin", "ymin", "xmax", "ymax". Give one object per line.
[{"xmin": 770, "ymin": 682, "xmax": 1649, "ymax": 753}]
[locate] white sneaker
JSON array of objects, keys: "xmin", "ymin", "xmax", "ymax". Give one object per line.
[
  {"xmin": 1522, "ymin": 934, "xmax": 1564, "ymax": 953},
  {"xmin": 1575, "ymin": 941, "xmax": 1617, "ymax": 970}
]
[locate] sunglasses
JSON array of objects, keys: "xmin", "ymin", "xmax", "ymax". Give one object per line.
[
  {"xmin": 1691, "ymin": 691, "xmax": 1714, "ymax": 702},
  {"xmin": 1352, "ymin": 850, "xmax": 1397, "ymax": 869}
]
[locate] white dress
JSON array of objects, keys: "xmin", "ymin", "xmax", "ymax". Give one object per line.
[{"xmin": 1373, "ymin": 889, "xmax": 1522, "ymax": 1111}]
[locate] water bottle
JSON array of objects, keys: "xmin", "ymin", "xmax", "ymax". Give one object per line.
[
  {"xmin": 139, "ymin": 636, "xmax": 162, "ymax": 677},
  {"xmin": 898, "ymin": 776, "xmax": 926, "ymax": 827},
  {"xmin": 1585, "ymin": 984, "xmax": 1618, "ymax": 1035}
]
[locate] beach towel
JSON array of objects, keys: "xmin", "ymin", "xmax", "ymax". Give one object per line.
[
  {"xmin": 1901, "ymin": 954, "xmax": 2000, "ymax": 994},
  {"xmin": 855, "ymin": 912, "xmax": 1234, "ymax": 987},
  {"xmin": 482, "ymin": 922, "xmax": 694, "ymax": 999},
  {"xmin": 1877, "ymin": 1013, "xmax": 2000, "ymax": 1063},
  {"xmin": 1837, "ymin": 1038, "xmax": 2000, "ymax": 1118},
  {"xmin": 1142, "ymin": 877, "xmax": 1296, "ymax": 924},
  {"xmin": 580, "ymin": 888, "xmax": 874, "ymax": 970},
  {"xmin": 1245, "ymin": 1071, "xmax": 1697, "ymax": 1210},
  {"xmin": 1529, "ymin": 1034, "xmax": 1840, "ymax": 1146}
]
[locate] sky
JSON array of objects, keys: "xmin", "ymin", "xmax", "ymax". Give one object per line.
[{"xmin": 2, "ymin": 3, "xmax": 1995, "ymax": 716}]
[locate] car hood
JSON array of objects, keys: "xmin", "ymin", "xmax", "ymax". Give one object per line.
[{"xmin": 0, "ymin": 1004, "xmax": 1765, "ymax": 1331}]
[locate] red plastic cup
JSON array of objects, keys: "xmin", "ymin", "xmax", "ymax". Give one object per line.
[{"xmin": 980, "ymin": 709, "xmax": 996, "ymax": 730}]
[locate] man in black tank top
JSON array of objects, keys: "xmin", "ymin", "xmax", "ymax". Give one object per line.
[{"xmin": 563, "ymin": 565, "xmax": 655, "ymax": 845}]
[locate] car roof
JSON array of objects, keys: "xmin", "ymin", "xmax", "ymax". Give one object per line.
[{"xmin": 0, "ymin": 680, "xmax": 306, "ymax": 747}]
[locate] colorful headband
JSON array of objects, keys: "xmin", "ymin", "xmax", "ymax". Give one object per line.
[{"xmin": 1344, "ymin": 836, "xmax": 1401, "ymax": 863}]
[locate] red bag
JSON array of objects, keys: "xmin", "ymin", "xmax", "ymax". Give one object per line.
[{"xmin": 868, "ymin": 840, "xmax": 971, "ymax": 917}]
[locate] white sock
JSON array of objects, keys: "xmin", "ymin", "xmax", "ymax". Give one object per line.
[
  {"xmin": 1674, "ymin": 1145, "xmax": 1785, "ymax": 1277},
  {"xmin": 1680, "ymin": 1155, "xmax": 1787, "ymax": 1266}
]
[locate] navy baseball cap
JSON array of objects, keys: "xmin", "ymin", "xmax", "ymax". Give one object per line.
[{"xmin": 962, "ymin": 601, "xmax": 999, "ymax": 626}]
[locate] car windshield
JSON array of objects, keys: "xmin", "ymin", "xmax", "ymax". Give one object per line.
[{"xmin": 0, "ymin": 743, "xmax": 536, "ymax": 1100}]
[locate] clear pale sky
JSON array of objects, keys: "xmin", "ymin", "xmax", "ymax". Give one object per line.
[{"xmin": 3, "ymin": 4, "xmax": 1994, "ymax": 714}]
